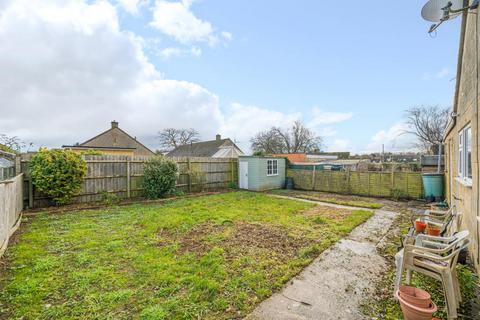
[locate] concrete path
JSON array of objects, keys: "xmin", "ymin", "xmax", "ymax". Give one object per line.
[{"xmin": 246, "ymin": 196, "xmax": 398, "ymax": 320}]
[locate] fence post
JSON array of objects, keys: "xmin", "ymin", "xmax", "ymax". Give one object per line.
[
  {"xmin": 347, "ymin": 169, "xmax": 351, "ymax": 194},
  {"xmin": 28, "ymin": 179, "xmax": 33, "ymax": 209},
  {"xmin": 126, "ymin": 157, "xmax": 131, "ymax": 198},
  {"xmin": 15, "ymin": 155, "xmax": 21, "ymax": 176},
  {"xmin": 406, "ymin": 173, "xmax": 410, "ymax": 198},
  {"xmin": 367, "ymin": 172, "xmax": 371, "ymax": 196},
  {"xmin": 312, "ymin": 165, "xmax": 316, "ymax": 190},
  {"xmin": 187, "ymin": 157, "xmax": 192, "ymax": 192},
  {"xmin": 390, "ymin": 165, "xmax": 395, "ymax": 197},
  {"xmin": 230, "ymin": 158, "xmax": 234, "ymax": 185}
]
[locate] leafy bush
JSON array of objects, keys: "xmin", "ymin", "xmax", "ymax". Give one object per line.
[
  {"xmin": 142, "ymin": 157, "xmax": 178, "ymax": 199},
  {"xmin": 100, "ymin": 191, "xmax": 119, "ymax": 206},
  {"xmin": 29, "ymin": 149, "xmax": 87, "ymax": 205}
]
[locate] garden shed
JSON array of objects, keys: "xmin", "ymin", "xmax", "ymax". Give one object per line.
[{"xmin": 238, "ymin": 156, "xmax": 286, "ymax": 191}]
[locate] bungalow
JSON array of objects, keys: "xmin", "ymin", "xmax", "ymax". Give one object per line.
[
  {"xmin": 443, "ymin": 4, "xmax": 480, "ymax": 273},
  {"xmin": 63, "ymin": 121, "xmax": 155, "ymax": 157},
  {"xmin": 166, "ymin": 134, "xmax": 244, "ymax": 158}
]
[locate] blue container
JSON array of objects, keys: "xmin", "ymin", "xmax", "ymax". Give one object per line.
[
  {"xmin": 422, "ymin": 173, "xmax": 444, "ymax": 201},
  {"xmin": 285, "ymin": 177, "xmax": 294, "ymax": 190}
]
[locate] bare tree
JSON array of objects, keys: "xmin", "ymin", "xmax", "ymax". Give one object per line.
[
  {"xmin": 250, "ymin": 121, "xmax": 323, "ymax": 154},
  {"xmin": 158, "ymin": 128, "xmax": 200, "ymax": 152},
  {"xmin": 404, "ymin": 106, "xmax": 450, "ymax": 154},
  {"xmin": 250, "ymin": 130, "xmax": 284, "ymax": 154},
  {"xmin": 0, "ymin": 134, "xmax": 25, "ymax": 153}
]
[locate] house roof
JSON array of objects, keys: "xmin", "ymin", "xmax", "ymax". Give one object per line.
[
  {"xmin": 167, "ymin": 136, "xmax": 242, "ymax": 157},
  {"xmin": 272, "ymin": 154, "xmax": 307, "ymax": 162},
  {"xmin": 62, "ymin": 121, "xmax": 155, "ymax": 156}
]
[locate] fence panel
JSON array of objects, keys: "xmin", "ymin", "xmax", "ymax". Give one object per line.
[
  {"xmin": 0, "ymin": 174, "xmax": 24, "ymax": 257},
  {"xmin": 20, "ymin": 155, "xmax": 238, "ymax": 208},
  {"xmin": 287, "ymin": 169, "xmax": 423, "ymax": 199}
]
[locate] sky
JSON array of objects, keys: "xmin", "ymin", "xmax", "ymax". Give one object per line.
[{"xmin": 0, "ymin": 0, "xmax": 462, "ymax": 154}]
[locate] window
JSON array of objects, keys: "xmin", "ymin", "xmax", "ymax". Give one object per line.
[
  {"xmin": 458, "ymin": 125, "xmax": 472, "ymax": 183},
  {"xmin": 267, "ymin": 159, "xmax": 278, "ymax": 176}
]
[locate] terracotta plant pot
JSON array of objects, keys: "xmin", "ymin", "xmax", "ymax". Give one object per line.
[
  {"xmin": 395, "ymin": 290, "xmax": 437, "ymax": 320},
  {"xmin": 415, "ymin": 220, "xmax": 427, "ymax": 233},
  {"xmin": 426, "ymin": 226, "xmax": 441, "ymax": 236},
  {"xmin": 399, "ymin": 285, "xmax": 431, "ymax": 308}
]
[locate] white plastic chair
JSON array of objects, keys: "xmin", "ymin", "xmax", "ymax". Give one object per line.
[
  {"xmin": 411, "ymin": 205, "xmax": 459, "ymax": 237},
  {"xmin": 394, "ymin": 231, "xmax": 470, "ymax": 319}
]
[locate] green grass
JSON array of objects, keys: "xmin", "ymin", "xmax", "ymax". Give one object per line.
[
  {"xmin": 0, "ymin": 192, "xmax": 372, "ymax": 320},
  {"xmin": 269, "ymin": 189, "xmax": 384, "ymax": 209}
]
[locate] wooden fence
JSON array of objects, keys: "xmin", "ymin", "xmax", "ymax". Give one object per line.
[
  {"xmin": 0, "ymin": 174, "xmax": 23, "ymax": 257},
  {"xmin": 287, "ymin": 169, "xmax": 423, "ymax": 199},
  {"xmin": 19, "ymin": 155, "xmax": 238, "ymax": 208},
  {"xmin": 0, "ymin": 166, "xmax": 15, "ymax": 181}
]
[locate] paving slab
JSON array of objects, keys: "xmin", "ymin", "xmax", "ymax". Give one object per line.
[{"xmin": 246, "ymin": 197, "xmax": 398, "ymax": 320}]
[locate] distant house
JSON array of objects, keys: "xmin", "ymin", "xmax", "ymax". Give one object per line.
[
  {"xmin": 63, "ymin": 121, "xmax": 155, "ymax": 156},
  {"xmin": 167, "ymin": 134, "xmax": 244, "ymax": 158},
  {"xmin": 272, "ymin": 153, "xmax": 338, "ymax": 163}
]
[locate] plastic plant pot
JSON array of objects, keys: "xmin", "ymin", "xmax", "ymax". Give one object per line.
[
  {"xmin": 399, "ymin": 285, "xmax": 431, "ymax": 308},
  {"xmin": 415, "ymin": 220, "xmax": 427, "ymax": 233},
  {"xmin": 395, "ymin": 290, "xmax": 437, "ymax": 320},
  {"xmin": 426, "ymin": 226, "xmax": 441, "ymax": 236}
]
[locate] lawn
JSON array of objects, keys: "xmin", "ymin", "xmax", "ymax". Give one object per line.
[
  {"xmin": 269, "ymin": 189, "xmax": 384, "ymax": 209},
  {"xmin": 0, "ymin": 192, "xmax": 372, "ymax": 320}
]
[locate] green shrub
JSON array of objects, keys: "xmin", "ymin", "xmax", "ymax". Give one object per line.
[
  {"xmin": 142, "ymin": 157, "xmax": 178, "ymax": 199},
  {"xmin": 29, "ymin": 149, "xmax": 87, "ymax": 205},
  {"xmin": 100, "ymin": 191, "xmax": 118, "ymax": 206}
]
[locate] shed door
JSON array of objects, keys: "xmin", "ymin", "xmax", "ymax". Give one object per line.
[{"xmin": 239, "ymin": 161, "xmax": 248, "ymax": 189}]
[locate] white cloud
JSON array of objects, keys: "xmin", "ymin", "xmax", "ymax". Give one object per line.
[
  {"xmin": 220, "ymin": 103, "xmax": 301, "ymax": 153},
  {"xmin": 115, "ymin": 0, "xmax": 146, "ymax": 14},
  {"xmin": 318, "ymin": 127, "xmax": 337, "ymax": 137},
  {"xmin": 0, "ymin": 0, "xmax": 222, "ymax": 150},
  {"xmin": 309, "ymin": 107, "xmax": 353, "ymax": 126},
  {"xmin": 0, "ymin": 0, "xmax": 354, "ymax": 155},
  {"xmin": 221, "ymin": 31, "xmax": 232, "ymax": 41},
  {"xmin": 363, "ymin": 123, "xmax": 417, "ymax": 154},
  {"xmin": 150, "ymin": 0, "xmax": 230, "ymax": 46},
  {"xmin": 422, "ymin": 67, "xmax": 451, "ymax": 81},
  {"xmin": 328, "ymin": 139, "xmax": 351, "ymax": 152},
  {"xmin": 436, "ymin": 68, "xmax": 450, "ymax": 79},
  {"xmin": 158, "ymin": 46, "xmax": 201, "ymax": 58}
]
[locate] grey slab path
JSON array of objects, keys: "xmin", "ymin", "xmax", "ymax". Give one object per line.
[{"xmin": 246, "ymin": 195, "xmax": 398, "ymax": 320}]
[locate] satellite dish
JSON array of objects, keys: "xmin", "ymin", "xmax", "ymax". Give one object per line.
[
  {"xmin": 421, "ymin": 0, "xmax": 464, "ymax": 22},
  {"xmin": 421, "ymin": 0, "xmax": 478, "ymax": 33}
]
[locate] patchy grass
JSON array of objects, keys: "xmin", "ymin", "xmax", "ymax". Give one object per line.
[
  {"xmin": 361, "ymin": 209, "xmax": 480, "ymax": 320},
  {"xmin": 0, "ymin": 192, "xmax": 372, "ymax": 320},
  {"xmin": 269, "ymin": 189, "xmax": 384, "ymax": 209}
]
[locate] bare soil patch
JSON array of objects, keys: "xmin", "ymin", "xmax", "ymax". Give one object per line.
[
  {"xmin": 302, "ymin": 205, "xmax": 353, "ymax": 220},
  {"xmin": 177, "ymin": 221, "xmax": 311, "ymax": 258}
]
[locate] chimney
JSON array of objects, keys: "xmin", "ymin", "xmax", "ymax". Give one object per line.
[
  {"xmin": 111, "ymin": 120, "xmax": 118, "ymax": 128},
  {"xmin": 216, "ymin": 134, "xmax": 221, "ymax": 141}
]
